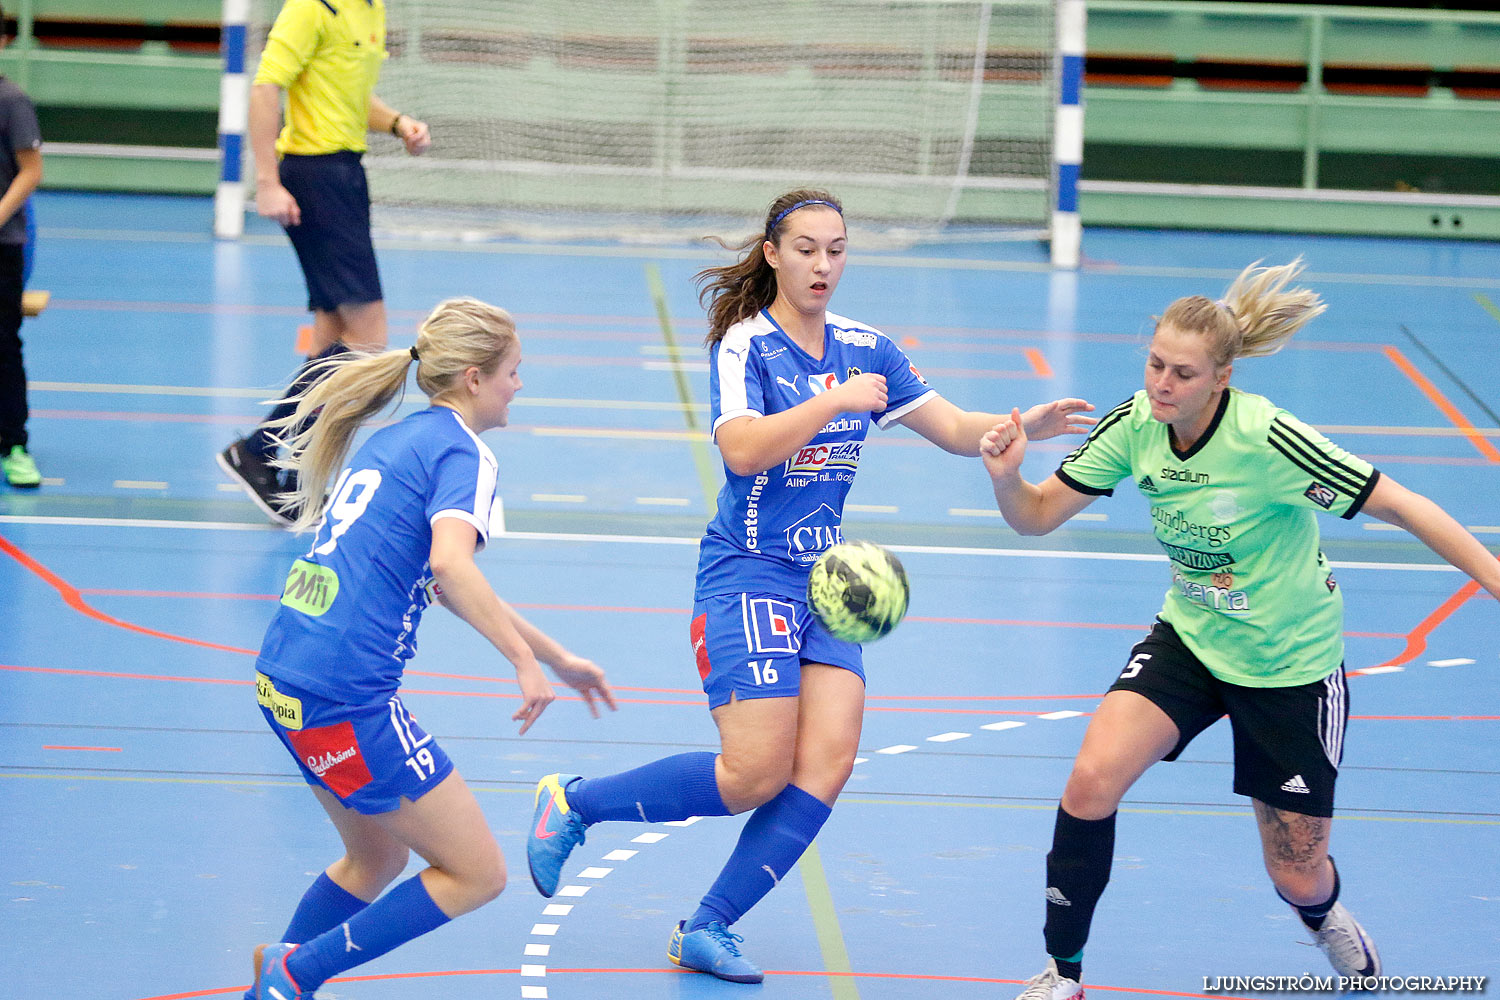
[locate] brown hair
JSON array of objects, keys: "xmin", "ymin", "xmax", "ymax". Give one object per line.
[
  {"xmin": 268, "ymin": 297, "xmax": 518, "ymax": 530},
  {"xmin": 1158, "ymin": 257, "xmax": 1327, "ymax": 369},
  {"xmin": 694, "ymin": 188, "xmax": 844, "ymax": 345}
]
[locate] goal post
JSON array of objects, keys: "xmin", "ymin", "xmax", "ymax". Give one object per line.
[{"xmin": 226, "ymin": 0, "xmax": 1083, "ymax": 263}]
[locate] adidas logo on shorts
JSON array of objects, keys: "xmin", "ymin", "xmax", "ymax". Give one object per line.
[
  {"xmin": 1045, "ymin": 886, "xmax": 1072, "ymax": 906},
  {"xmin": 1280, "ymin": 774, "xmax": 1311, "ymax": 794}
]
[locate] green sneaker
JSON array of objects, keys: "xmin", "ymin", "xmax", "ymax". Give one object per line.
[{"xmin": 2, "ymin": 445, "xmax": 40, "ymax": 488}]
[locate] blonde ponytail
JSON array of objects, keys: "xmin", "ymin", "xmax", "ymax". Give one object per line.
[
  {"xmin": 268, "ymin": 297, "xmax": 518, "ymax": 531},
  {"xmin": 1159, "ymin": 258, "xmax": 1326, "ymax": 369}
]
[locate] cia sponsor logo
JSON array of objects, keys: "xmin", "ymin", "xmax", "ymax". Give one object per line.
[
  {"xmin": 833, "ymin": 327, "xmax": 877, "ymax": 348},
  {"xmin": 785, "ymin": 440, "xmax": 862, "ymax": 476},
  {"xmin": 1304, "ymin": 481, "xmax": 1337, "ymax": 509},
  {"xmin": 785, "ymin": 504, "xmax": 844, "ymax": 564}
]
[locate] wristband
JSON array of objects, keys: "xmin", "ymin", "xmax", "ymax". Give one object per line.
[{"xmin": 390, "ymin": 113, "xmax": 404, "ymax": 137}]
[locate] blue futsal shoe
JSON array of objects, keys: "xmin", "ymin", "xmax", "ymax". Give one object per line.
[
  {"xmin": 252, "ymin": 942, "xmax": 305, "ymax": 1000},
  {"xmin": 527, "ymin": 772, "xmax": 586, "ymax": 898},
  {"xmin": 668, "ymin": 919, "xmax": 765, "ymax": 984}
]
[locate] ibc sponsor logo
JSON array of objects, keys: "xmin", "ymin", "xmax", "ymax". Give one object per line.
[{"xmin": 785, "ymin": 440, "xmax": 862, "ymax": 476}]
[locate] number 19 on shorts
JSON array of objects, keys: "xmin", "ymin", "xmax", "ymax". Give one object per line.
[{"xmin": 405, "ymin": 746, "xmax": 438, "ymax": 780}]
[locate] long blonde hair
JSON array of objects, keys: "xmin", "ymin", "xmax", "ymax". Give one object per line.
[
  {"xmin": 1159, "ymin": 257, "xmax": 1327, "ymax": 369},
  {"xmin": 694, "ymin": 188, "xmax": 844, "ymax": 345},
  {"xmin": 268, "ymin": 297, "xmax": 518, "ymax": 531}
]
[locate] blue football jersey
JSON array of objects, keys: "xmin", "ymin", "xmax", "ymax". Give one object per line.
[
  {"xmin": 256, "ymin": 406, "xmax": 502, "ymax": 701},
  {"xmin": 696, "ymin": 309, "xmax": 936, "ymax": 599}
]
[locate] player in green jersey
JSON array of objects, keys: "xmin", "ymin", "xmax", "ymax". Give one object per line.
[{"xmin": 978, "ymin": 259, "xmax": 1500, "ymax": 998}]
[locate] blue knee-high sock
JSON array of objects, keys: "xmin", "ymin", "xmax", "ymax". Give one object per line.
[
  {"xmin": 243, "ymin": 873, "xmax": 369, "ymax": 1000},
  {"xmin": 247, "ymin": 341, "xmax": 350, "ymax": 458},
  {"xmin": 284, "ymin": 874, "xmax": 449, "ymax": 992},
  {"xmin": 690, "ymin": 784, "xmax": 831, "ymax": 930},
  {"xmin": 566, "ymin": 751, "xmax": 730, "ymax": 825}
]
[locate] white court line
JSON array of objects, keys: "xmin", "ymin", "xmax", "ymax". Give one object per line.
[
  {"xmin": 0, "ymin": 517, "xmax": 1467, "ymax": 573},
  {"xmin": 521, "ymin": 987, "xmax": 548, "ymax": 1000},
  {"xmin": 632, "ymin": 833, "xmax": 670, "ymax": 844},
  {"xmin": 520, "ymin": 964, "xmax": 547, "ymax": 977},
  {"xmin": 876, "ymin": 744, "xmax": 918, "ymax": 755},
  {"xmin": 1038, "ymin": 710, "xmax": 1085, "ymax": 720},
  {"xmin": 542, "ymin": 904, "xmax": 573, "ymax": 916},
  {"xmin": 602, "ymin": 849, "xmax": 639, "ymax": 861},
  {"xmin": 112, "ymin": 480, "xmax": 167, "ymax": 490},
  {"xmin": 982, "ymin": 721, "xmax": 1027, "ymax": 731},
  {"xmin": 1428, "ymin": 658, "xmax": 1475, "ymax": 667},
  {"xmin": 557, "ymin": 885, "xmax": 591, "ymax": 897},
  {"xmin": 530, "ymin": 923, "xmax": 559, "ymax": 936},
  {"xmin": 927, "ymin": 732, "xmax": 972, "ymax": 743},
  {"xmin": 531, "ymin": 493, "xmax": 588, "ymax": 503},
  {"xmin": 524, "ymin": 943, "xmax": 551, "ymax": 956},
  {"xmin": 576, "ymin": 866, "xmax": 614, "ymax": 879}
]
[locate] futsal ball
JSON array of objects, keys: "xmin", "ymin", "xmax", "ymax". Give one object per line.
[{"xmin": 806, "ymin": 540, "xmax": 910, "ymax": 643}]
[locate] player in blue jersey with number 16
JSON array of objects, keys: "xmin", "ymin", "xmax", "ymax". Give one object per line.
[
  {"xmin": 525, "ymin": 188, "xmax": 1096, "ymax": 983},
  {"xmin": 242, "ymin": 297, "xmax": 616, "ymax": 1000}
]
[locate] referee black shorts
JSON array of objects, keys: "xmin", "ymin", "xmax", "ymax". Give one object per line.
[
  {"xmin": 1109, "ymin": 618, "xmax": 1349, "ymax": 817},
  {"xmin": 279, "ymin": 151, "xmax": 383, "ymax": 313}
]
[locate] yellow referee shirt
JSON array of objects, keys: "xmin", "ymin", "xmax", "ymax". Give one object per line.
[{"xmin": 254, "ymin": 0, "xmax": 387, "ymax": 156}]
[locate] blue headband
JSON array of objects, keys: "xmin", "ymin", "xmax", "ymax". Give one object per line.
[{"xmin": 766, "ymin": 199, "xmax": 842, "ymax": 239}]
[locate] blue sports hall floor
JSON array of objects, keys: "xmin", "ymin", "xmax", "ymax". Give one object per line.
[{"xmin": 2, "ymin": 192, "xmax": 1496, "ymax": 999}]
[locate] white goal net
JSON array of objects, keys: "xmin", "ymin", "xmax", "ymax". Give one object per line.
[{"xmin": 246, "ymin": 0, "xmax": 1059, "ymax": 246}]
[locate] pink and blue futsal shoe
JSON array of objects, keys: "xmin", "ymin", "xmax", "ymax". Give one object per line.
[
  {"xmin": 252, "ymin": 942, "xmax": 305, "ymax": 1000},
  {"xmin": 527, "ymin": 772, "xmax": 587, "ymax": 897}
]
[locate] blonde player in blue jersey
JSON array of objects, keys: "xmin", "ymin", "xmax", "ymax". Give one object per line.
[
  {"xmin": 525, "ymin": 188, "xmax": 1096, "ymax": 983},
  {"xmin": 242, "ymin": 298, "xmax": 616, "ymax": 1000},
  {"xmin": 979, "ymin": 260, "xmax": 1500, "ymax": 999}
]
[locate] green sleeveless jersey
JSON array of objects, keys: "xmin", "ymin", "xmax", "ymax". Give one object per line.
[{"xmin": 1056, "ymin": 388, "xmax": 1380, "ymax": 688}]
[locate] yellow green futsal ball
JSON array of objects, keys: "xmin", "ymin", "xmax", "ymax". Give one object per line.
[{"xmin": 806, "ymin": 540, "xmax": 910, "ymax": 643}]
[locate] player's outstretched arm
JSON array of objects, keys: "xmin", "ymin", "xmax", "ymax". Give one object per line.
[
  {"xmin": 1362, "ymin": 474, "xmax": 1500, "ymax": 599},
  {"xmin": 496, "ymin": 603, "xmax": 617, "ymax": 718},
  {"xmin": 429, "ymin": 518, "xmax": 556, "ymax": 733},
  {"xmin": 981, "ymin": 408, "xmax": 1096, "ymax": 535},
  {"xmin": 900, "ymin": 396, "xmax": 1096, "ymax": 456}
]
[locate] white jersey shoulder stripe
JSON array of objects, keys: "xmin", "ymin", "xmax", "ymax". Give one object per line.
[
  {"xmin": 442, "ymin": 408, "xmax": 499, "ymax": 549},
  {"xmin": 712, "ymin": 316, "xmax": 772, "ymax": 437}
]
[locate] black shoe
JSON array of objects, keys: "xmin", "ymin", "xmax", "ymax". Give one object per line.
[{"xmin": 217, "ymin": 437, "xmax": 295, "ymax": 527}]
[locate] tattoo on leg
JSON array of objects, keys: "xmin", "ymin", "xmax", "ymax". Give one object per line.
[{"xmin": 1254, "ymin": 800, "xmax": 1330, "ymax": 872}]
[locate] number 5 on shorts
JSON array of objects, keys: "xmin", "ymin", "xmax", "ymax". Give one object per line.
[{"xmin": 1120, "ymin": 652, "xmax": 1151, "ymax": 680}]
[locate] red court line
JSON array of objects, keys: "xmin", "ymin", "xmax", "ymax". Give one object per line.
[
  {"xmin": 1382, "ymin": 345, "xmax": 1500, "ymax": 463},
  {"xmin": 1365, "ymin": 578, "xmax": 1485, "ymax": 670},
  {"xmin": 0, "ymin": 534, "xmax": 259, "ymax": 655},
  {"xmin": 41, "ymin": 745, "xmax": 121, "ymax": 752}
]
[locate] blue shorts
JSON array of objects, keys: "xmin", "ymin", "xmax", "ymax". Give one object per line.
[
  {"xmin": 256, "ymin": 671, "xmax": 453, "ymax": 815},
  {"xmin": 279, "ymin": 151, "xmax": 383, "ymax": 312},
  {"xmin": 690, "ymin": 593, "xmax": 864, "ymax": 709}
]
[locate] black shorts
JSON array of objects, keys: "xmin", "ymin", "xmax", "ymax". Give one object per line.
[
  {"xmin": 279, "ymin": 151, "xmax": 383, "ymax": 312},
  {"xmin": 1109, "ymin": 619, "xmax": 1348, "ymax": 817}
]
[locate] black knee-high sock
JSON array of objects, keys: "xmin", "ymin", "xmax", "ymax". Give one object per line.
[
  {"xmin": 247, "ymin": 341, "xmax": 351, "ymax": 458},
  {"xmin": 1043, "ymin": 806, "xmax": 1116, "ymax": 980},
  {"xmin": 1278, "ymin": 855, "xmax": 1341, "ymax": 931}
]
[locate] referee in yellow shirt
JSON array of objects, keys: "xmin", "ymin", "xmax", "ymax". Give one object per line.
[{"xmin": 219, "ymin": 0, "xmax": 429, "ymax": 525}]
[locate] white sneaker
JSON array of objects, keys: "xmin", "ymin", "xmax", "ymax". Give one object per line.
[
  {"xmin": 1015, "ymin": 959, "xmax": 1084, "ymax": 1000},
  {"xmin": 1312, "ymin": 902, "xmax": 1381, "ymax": 977}
]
